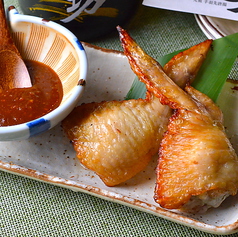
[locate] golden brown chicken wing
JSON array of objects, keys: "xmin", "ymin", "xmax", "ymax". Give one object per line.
[
  {"xmin": 119, "ymin": 27, "xmax": 238, "ymax": 211},
  {"xmin": 123, "ymin": 43, "xmax": 238, "ymax": 211},
  {"xmin": 62, "ymin": 94, "xmax": 170, "ymax": 186},
  {"xmin": 117, "ymin": 26, "xmax": 212, "ymax": 93},
  {"xmin": 154, "ymin": 84, "xmax": 238, "ymax": 211},
  {"xmin": 62, "ymin": 29, "xmax": 211, "ymax": 187}
]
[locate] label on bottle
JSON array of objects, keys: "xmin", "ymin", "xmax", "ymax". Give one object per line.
[{"xmin": 61, "ymin": 0, "xmax": 107, "ymax": 23}]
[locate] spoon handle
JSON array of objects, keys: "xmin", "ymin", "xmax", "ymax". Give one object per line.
[{"xmin": 0, "ymin": 0, "xmax": 20, "ymax": 54}]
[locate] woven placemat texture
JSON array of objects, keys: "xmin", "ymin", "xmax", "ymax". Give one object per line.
[{"xmin": 1, "ymin": 1, "xmax": 238, "ymax": 236}]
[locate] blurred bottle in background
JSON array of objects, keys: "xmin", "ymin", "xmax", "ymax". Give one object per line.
[{"xmin": 18, "ymin": 0, "xmax": 140, "ymax": 41}]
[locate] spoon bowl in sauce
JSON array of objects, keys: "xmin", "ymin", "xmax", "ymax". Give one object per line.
[
  {"xmin": 0, "ymin": 1, "xmax": 32, "ymax": 91},
  {"xmin": 0, "ymin": 6, "xmax": 87, "ymax": 141}
]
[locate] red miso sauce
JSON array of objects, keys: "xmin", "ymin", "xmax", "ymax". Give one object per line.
[{"xmin": 0, "ymin": 60, "xmax": 63, "ymax": 126}]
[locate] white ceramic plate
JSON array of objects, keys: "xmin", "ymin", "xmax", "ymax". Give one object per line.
[
  {"xmin": 1, "ymin": 43, "xmax": 238, "ymax": 235},
  {"xmin": 195, "ymin": 15, "xmax": 238, "ymax": 39}
]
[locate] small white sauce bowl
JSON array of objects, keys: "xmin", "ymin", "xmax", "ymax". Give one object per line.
[{"xmin": 0, "ymin": 6, "xmax": 87, "ymax": 141}]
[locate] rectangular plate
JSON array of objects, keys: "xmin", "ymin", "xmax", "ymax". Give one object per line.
[{"xmin": 1, "ymin": 43, "xmax": 238, "ymax": 235}]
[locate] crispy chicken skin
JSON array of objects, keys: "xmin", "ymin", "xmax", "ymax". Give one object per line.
[
  {"xmin": 154, "ymin": 85, "xmax": 238, "ymax": 210},
  {"xmin": 118, "ymin": 26, "xmax": 212, "ymax": 94},
  {"xmin": 62, "ymin": 28, "xmax": 211, "ymax": 187},
  {"xmin": 62, "ymin": 94, "xmax": 170, "ymax": 186},
  {"xmin": 119, "ymin": 27, "xmax": 238, "ymax": 211}
]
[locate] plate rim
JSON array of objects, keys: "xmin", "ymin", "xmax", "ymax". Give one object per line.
[
  {"xmin": 195, "ymin": 14, "xmax": 225, "ymax": 39},
  {"xmin": 1, "ymin": 157, "xmax": 238, "ymax": 235}
]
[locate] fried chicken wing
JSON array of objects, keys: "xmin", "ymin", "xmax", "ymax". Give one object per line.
[
  {"xmin": 62, "ymin": 28, "xmax": 211, "ymax": 187},
  {"xmin": 118, "ymin": 27, "xmax": 212, "ymax": 91},
  {"xmin": 155, "ymin": 85, "xmax": 238, "ymax": 211},
  {"xmin": 62, "ymin": 94, "xmax": 170, "ymax": 186},
  {"xmin": 118, "ymin": 27, "xmax": 238, "ymax": 211}
]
